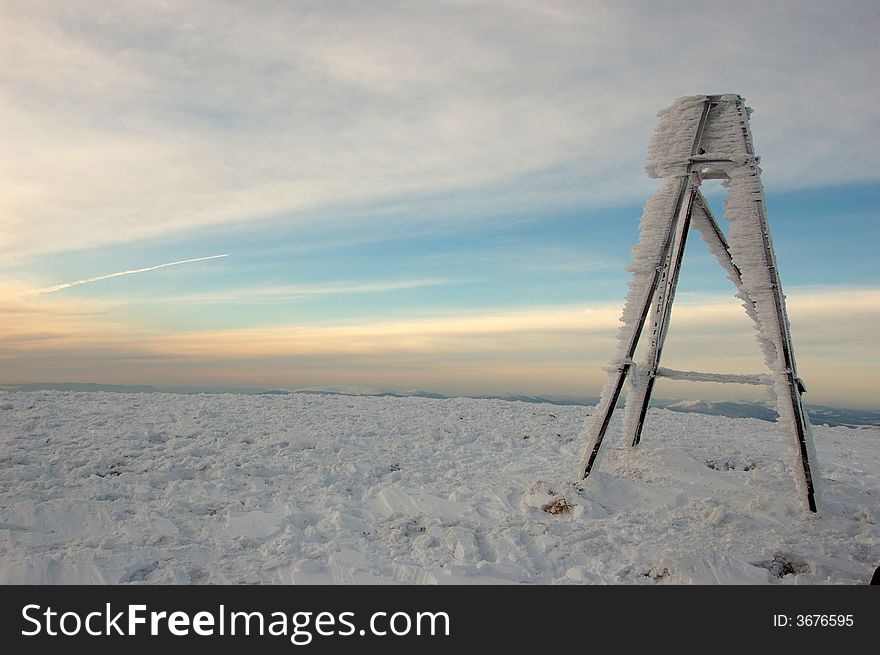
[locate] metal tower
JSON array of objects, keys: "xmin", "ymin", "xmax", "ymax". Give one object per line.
[{"xmin": 580, "ymin": 95, "xmax": 818, "ymax": 512}]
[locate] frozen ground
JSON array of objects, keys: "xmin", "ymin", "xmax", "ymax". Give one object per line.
[{"xmin": 0, "ymin": 391, "xmax": 877, "ymax": 584}]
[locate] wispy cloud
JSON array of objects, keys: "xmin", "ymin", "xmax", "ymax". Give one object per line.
[
  {"xmin": 141, "ymin": 303, "xmax": 620, "ymax": 357},
  {"xmin": 160, "ymin": 278, "xmax": 450, "ymax": 304},
  {"xmin": 136, "ymin": 287, "xmax": 879, "ymax": 358},
  {"xmin": 0, "ymin": 281, "xmax": 134, "ymax": 351},
  {"xmin": 1, "ymin": 2, "xmax": 878, "ymax": 261},
  {"xmin": 36, "ymin": 254, "xmax": 230, "ymax": 294}
]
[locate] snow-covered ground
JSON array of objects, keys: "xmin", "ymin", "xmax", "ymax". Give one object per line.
[{"xmin": 0, "ymin": 391, "xmax": 877, "ymax": 584}]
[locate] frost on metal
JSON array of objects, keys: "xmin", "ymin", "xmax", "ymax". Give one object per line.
[
  {"xmin": 721, "ymin": 165, "xmax": 820, "ymax": 509},
  {"xmin": 581, "ymin": 94, "xmax": 819, "ymax": 513},
  {"xmin": 618, "ymin": 178, "xmax": 681, "ymax": 344},
  {"xmin": 645, "ymin": 96, "xmax": 707, "ymax": 178}
]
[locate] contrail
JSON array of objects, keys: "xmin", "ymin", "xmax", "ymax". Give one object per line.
[{"xmin": 37, "ymin": 254, "xmax": 230, "ymax": 294}]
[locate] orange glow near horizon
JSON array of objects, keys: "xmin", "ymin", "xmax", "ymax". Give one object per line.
[{"xmin": 1, "ymin": 286, "xmax": 877, "ymax": 408}]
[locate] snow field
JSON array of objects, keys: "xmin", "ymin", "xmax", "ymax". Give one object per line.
[{"xmin": 0, "ymin": 391, "xmax": 877, "ymax": 584}]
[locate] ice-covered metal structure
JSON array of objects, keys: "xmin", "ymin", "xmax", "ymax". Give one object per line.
[{"xmin": 580, "ymin": 95, "xmax": 819, "ymax": 512}]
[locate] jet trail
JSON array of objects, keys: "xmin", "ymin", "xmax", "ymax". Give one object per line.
[{"xmin": 38, "ymin": 254, "xmax": 230, "ymax": 294}]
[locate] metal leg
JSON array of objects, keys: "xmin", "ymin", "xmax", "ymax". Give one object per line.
[
  {"xmin": 581, "ymin": 177, "xmax": 693, "ymax": 477},
  {"xmin": 630, "ymin": 185, "xmax": 697, "ymax": 445},
  {"xmin": 750, "ymin": 191, "xmax": 818, "ymax": 512}
]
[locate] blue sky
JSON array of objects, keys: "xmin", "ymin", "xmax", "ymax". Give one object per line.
[{"xmin": 1, "ymin": 1, "xmax": 877, "ymax": 407}]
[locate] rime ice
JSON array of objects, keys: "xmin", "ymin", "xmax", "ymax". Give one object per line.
[{"xmin": 581, "ymin": 95, "xmax": 820, "ymax": 512}]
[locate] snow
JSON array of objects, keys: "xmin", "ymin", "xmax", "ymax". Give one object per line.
[
  {"xmin": 621, "ymin": 367, "xmax": 649, "ymax": 443},
  {"xmin": 697, "ymin": 95, "xmax": 754, "ymax": 158},
  {"xmin": 1, "ymin": 390, "xmax": 877, "ymax": 585},
  {"xmin": 645, "ymin": 95, "xmax": 706, "ymax": 178},
  {"xmin": 618, "ymin": 177, "xmax": 682, "ymax": 336}
]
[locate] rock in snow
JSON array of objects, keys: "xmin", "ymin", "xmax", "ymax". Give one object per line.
[{"xmin": 0, "ymin": 391, "xmax": 877, "ymax": 584}]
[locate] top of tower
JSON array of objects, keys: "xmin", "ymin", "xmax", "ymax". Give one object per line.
[{"xmin": 645, "ymin": 95, "xmax": 756, "ymax": 179}]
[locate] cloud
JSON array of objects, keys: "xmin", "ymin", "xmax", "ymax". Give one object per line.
[
  {"xmin": 1, "ymin": 283, "xmax": 877, "ymax": 406},
  {"xmin": 1, "ymin": 1, "xmax": 878, "ymax": 261},
  {"xmin": 159, "ymin": 278, "xmax": 450, "ymax": 304},
  {"xmin": 36, "ymin": 254, "xmax": 230, "ymax": 294},
  {"xmin": 0, "ymin": 282, "xmax": 136, "ymax": 352},
  {"xmin": 140, "ymin": 304, "xmax": 619, "ymax": 357},
  {"xmin": 129, "ymin": 287, "xmax": 876, "ymax": 360}
]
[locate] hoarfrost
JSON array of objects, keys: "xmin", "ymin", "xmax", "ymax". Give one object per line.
[{"xmin": 581, "ymin": 94, "xmax": 820, "ymax": 511}]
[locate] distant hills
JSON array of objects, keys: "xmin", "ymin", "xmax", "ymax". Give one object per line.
[
  {"xmin": 655, "ymin": 398, "xmax": 880, "ymax": 428},
  {"xmin": 0, "ymin": 382, "xmax": 291, "ymax": 396},
  {"xmin": 295, "ymin": 385, "xmax": 447, "ymax": 399},
  {"xmin": 2, "ymin": 382, "xmax": 878, "ymax": 428}
]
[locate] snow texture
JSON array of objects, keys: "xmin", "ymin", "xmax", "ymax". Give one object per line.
[
  {"xmin": 0, "ymin": 391, "xmax": 876, "ymax": 584},
  {"xmin": 617, "ymin": 177, "xmax": 682, "ymax": 342},
  {"xmin": 698, "ymin": 95, "xmax": 754, "ymax": 158},
  {"xmin": 645, "ymin": 95, "xmax": 707, "ymax": 178},
  {"xmin": 622, "ymin": 367, "xmax": 649, "ymax": 443}
]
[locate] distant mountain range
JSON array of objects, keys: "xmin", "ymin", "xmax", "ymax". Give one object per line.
[
  {"xmin": 2, "ymin": 382, "xmax": 878, "ymax": 428},
  {"xmin": 294, "ymin": 385, "xmax": 448, "ymax": 399}
]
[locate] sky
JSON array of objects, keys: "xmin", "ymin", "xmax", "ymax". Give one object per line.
[{"xmin": 1, "ymin": 0, "xmax": 878, "ymax": 408}]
